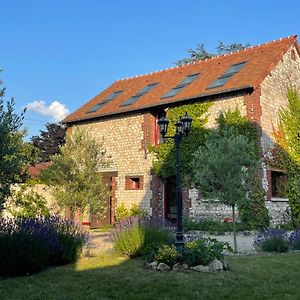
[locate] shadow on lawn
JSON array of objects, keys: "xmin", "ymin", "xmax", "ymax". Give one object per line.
[{"xmin": 2, "ymin": 252, "xmax": 300, "ymax": 300}]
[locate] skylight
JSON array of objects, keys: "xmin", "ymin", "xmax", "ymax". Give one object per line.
[
  {"xmin": 120, "ymin": 83, "xmax": 158, "ymax": 107},
  {"xmin": 207, "ymin": 61, "xmax": 247, "ymax": 89},
  {"xmin": 86, "ymin": 90, "xmax": 123, "ymax": 113},
  {"xmin": 161, "ymin": 73, "xmax": 200, "ymax": 99}
]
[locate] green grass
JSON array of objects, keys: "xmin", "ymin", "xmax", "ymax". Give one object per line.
[{"xmin": 1, "ymin": 253, "xmax": 300, "ymax": 299}]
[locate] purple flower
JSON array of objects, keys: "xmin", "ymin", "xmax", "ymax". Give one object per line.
[{"xmin": 254, "ymin": 228, "xmax": 288, "ymax": 247}]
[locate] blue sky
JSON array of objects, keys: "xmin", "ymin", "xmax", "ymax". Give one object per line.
[{"xmin": 1, "ymin": 0, "xmax": 300, "ymax": 139}]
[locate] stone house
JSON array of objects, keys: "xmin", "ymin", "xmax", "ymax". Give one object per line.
[{"xmin": 63, "ymin": 35, "xmax": 300, "ymax": 227}]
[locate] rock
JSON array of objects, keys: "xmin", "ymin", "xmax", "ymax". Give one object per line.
[
  {"xmin": 157, "ymin": 262, "xmax": 171, "ymax": 271},
  {"xmin": 192, "ymin": 265, "xmax": 210, "ymax": 272},
  {"xmin": 222, "ymin": 260, "xmax": 230, "ymax": 271},
  {"xmin": 208, "ymin": 259, "xmax": 223, "ymax": 271},
  {"xmin": 146, "ymin": 262, "xmax": 158, "ymax": 270},
  {"xmin": 172, "ymin": 263, "xmax": 189, "ymax": 272}
]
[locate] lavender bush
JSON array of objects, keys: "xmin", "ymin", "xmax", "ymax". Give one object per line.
[
  {"xmin": 111, "ymin": 216, "xmax": 175, "ymax": 257},
  {"xmin": 288, "ymin": 228, "xmax": 300, "ymax": 250},
  {"xmin": 254, "ymin": 229, "xmax": 289, "ymax": 253},
  {"xmin": 0, "ymin": 216, "xmax": 87, "ymax": 277}
]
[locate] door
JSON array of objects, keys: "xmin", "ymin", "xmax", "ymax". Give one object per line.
[
  {"xmin": 90, "ymin": 174, "xmax": 117, "ymax": 228},
  {"xmin": 164, "ymin": 176, "xmax": 177, "ymax": 222}
]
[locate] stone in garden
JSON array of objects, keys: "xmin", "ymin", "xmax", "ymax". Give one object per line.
[
  {"xmin": 157, "ymin": 263, "xmax": 171, "ymax": 271},
  {"xmin": 172, "ymin": 263, "xmax": 189, "ymax": 272},
  {"xmin": 146, "ymin": 262, "xmax": 158, "ymax": 270},
  {"xmin": 208, "ymin": 259, "xmax": 223, "ymax": 271},
  {"xmin": 222, "ymin": 260, "xmax": 230, "ymax": 271},
  {"xmin": 192, "ymin": 265, "xmax": 210, "ymax": 272}
]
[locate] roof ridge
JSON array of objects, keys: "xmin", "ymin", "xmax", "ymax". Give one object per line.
[{"xmin": 115, "ymin": 35, "xmax": 298, "ymax": 82}]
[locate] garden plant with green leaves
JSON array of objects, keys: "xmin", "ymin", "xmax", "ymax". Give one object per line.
[
  {"xmin": 42, "ymin": 128, "xmax": 110, "ymax": 218},
  {"xmin": 0, "ymin": 72, "xmax": 39, "ymax": 212},
  {"xmin": 269, "ymin": 88, "xmax": 300, "ymax": 227},
  {"xmin": 191, "ymin": 127, "xmax": 258, "ymax": 252}
]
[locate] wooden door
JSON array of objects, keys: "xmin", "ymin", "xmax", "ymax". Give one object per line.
[{"xmin": 90, "ymin": 175, "xmax": 116, "ymax": 228}]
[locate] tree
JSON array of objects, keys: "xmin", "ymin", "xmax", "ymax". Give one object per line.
[
  {"xmin": 176, "ymin": 41, "xmax": 250, "ymax": 66},
  {"xmin": 42, "ymin": 128, "xmax": 110, "ymax": 217},
  {"xmin": 0, "ymin": 75, "xmax": 37, "ymax": 211},
  {"xmin": 176, "ymin": 44, "xmax": 214, "ymax": 66},
  {"xmin": 31, "ymin": 123, "xmax": 66, "ymax": 163},
  {"xmin": 191, "ymin": 128, "xmax": 257, "ymax": 252}
]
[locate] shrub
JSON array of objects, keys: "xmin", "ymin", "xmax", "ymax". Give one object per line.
[
  {"xmin": 288, "ymin": 228, "xmax": 300, "ymax": 250},
  {"xmin": 181, "ymin": 238, "xmax": 231, "ymax": 267},
  {"xmin": 155, "ymin": 245, "xmax": 178, "ymax": 266},
  {"xmin": 254, "ymin": 229, "xmax": 289, "ymax": 253},
  {"xmin": 112, "ymin": 216, "xmax": 174, "ymax": 257},
  {"xmin": 6, "ymin": 182, "xmax": 50, "ymax": 218},
  {"xmin": 115, "ymin": 203, "xmax": 148, "ymax": 222},
  {"xmin": 0, "ymin": 217, "xmax": 86, "ymax": 277},
  {"xmin": 183, "ymin": 217, "xmax": 250, "ymax": 233},
  {"xmin": 48, "ymin": 216, "xmax": 87, "ymax": 265}
]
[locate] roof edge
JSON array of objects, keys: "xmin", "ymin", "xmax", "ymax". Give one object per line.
[
  {"xmin": 114, "ymin": 35, "xmax": 298, "ymax": 82},
  {"xmin": 63, "ymin": 85, "xmax": 253, "ymax": 125}
]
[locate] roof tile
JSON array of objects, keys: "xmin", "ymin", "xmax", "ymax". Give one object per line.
[{"xmin": 63, "ymin": 35, "xmax": 299, "ymax": 124}]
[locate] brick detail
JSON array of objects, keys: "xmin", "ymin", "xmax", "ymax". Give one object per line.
[
  {"xmin": 150, "ymin": 175, "xmax": 164, "ymax": 218},
  {"xmin": 142, "ymin": 113, "xmax": 156, "ymax": 150},
  {"xmin": 244, "ymin": 87, "xmax": 262, "ymax": 125},
  {"xmin": 125, "ymin": 175, "xmax": 144, "ymax": 190}
]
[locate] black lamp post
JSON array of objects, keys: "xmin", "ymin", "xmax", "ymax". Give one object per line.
[{"xmin": 157, "ymin": 112, "xmax": 193, "ymax": 250}]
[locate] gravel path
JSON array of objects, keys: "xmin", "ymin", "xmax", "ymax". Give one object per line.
[
  {"xmin": 203, "ymin": 233, "xmax": 256, "ymax": 254},
  {"xmin": 83, "ymin": 230, "xmax": 257, "ymax": 256},
  {"xmin": 82, "ymin": 231, "xmax": 114, "ymax": 256}
]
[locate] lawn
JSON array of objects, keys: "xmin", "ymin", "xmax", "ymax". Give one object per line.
[{"xmin": 0, "ymin": 252, "xmax": 300, "ymax": 300}]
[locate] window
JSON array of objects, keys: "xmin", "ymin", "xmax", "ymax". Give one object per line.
[
  {"xmin": 207, "ymin": 61, "xmax": 247, "ymax": 89},
  {"xmin": 125, "ymin": 176, "xmax": 144, "ymax": 190},
  {"xmin": 86, "ymin": 90, "xmax": 123, "ymax": 113},
  {"xmin": 161, "ymin": 73, "xmax": 200, "ymax": 99},
  {"xmin": 271, "ymin": 171, "xmax": 288, "ymax": 198},
  {"xmin": 120, "ymin": 83, "xmax": 158, "ymax": 107}
]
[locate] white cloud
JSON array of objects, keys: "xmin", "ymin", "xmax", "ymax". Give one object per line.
[{"xmin": 26, "ymin": 100, "xmax": 70, "ymax": 122}]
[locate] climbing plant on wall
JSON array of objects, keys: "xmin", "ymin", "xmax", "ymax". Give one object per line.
[
  {"xmin": 150, "ymin": 103, "xmax": 270, "ymax": 229},
  {"xmin": 269, "ymin": 89, "xmax": 300, "ymax": 227},
  {"xmin": 149, "ymin": 102, "xmax": 211, "ymax": 179}
]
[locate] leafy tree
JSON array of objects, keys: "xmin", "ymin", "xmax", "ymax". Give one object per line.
[
  {"xmin": 176, "ymin": 44, "xmax": 214, "ymax": 66},
  {"xmin": 42, "ymin": 128, "xmax": 110, "ymax": 217},
  {"xmin": 191, "ymin": 128, "xmax": 257, "ymax": 252},
  {"xmin": 216, "ymin": 41, "xmax": 250, "ymax": 54},
  {"xmin": 31, "ymin": 123, "xmax": 66, "ymax": 163},
  {"xmin": 6, "ymin": 180, "xmax": 50, "ymax": 218},
  {"xmin": 217, "ymin": 109, "xmax": 269, "ymax": 230},
  {"xmin": 176, "ymin": 41, "xmax": 250, "ymax": 66},
  {"xmin": 0, "ymin": 75, "xmax": 37, "ymax": 211}
]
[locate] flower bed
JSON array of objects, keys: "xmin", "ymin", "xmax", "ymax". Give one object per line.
[{"xmin": 0, "ymin": 216, "xmax": 87, "ymax": 277}]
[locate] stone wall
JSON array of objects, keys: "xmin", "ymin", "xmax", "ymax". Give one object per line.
[
  {"xmin": 260, "ymin": 45, "xmax": 300, "ymax": 152},
  {"xmin": 258, "ymin": 46, "xmax": 300, "ymax": 216},
  {"xmin": 189, "ymin": 188, "xmax": 291, "ymax": 226},
  {"xmin": 73, "ymin": 112, "xmax": 156, "ymax": 215},
  {"xmin": 265, "ymin": 200, "xmax": 291, "ymax": 226},
  {"xmin": 205, "ymin": 94, "xmax": 246, "ymax": 128}
]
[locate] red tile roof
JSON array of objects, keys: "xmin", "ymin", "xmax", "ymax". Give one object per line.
[
  {"xmin": 63, "ymin": 36, "xmax": 299, "ymax": 124},
  {"xmin": 28, "ymin": 162, "xmax": 52, "ymax": 178}
]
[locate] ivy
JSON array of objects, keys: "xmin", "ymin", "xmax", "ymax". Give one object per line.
[
  {"xmin": 150, "ymin": 102, "xmax": 269, "ymax": 230},
  {"xmin": 149, "ymin": 102, "xmax": 211, "ymax": 179},
  {"xmin": 269, "ymin": 89, "xmax": 300, "ymax": 227}
]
